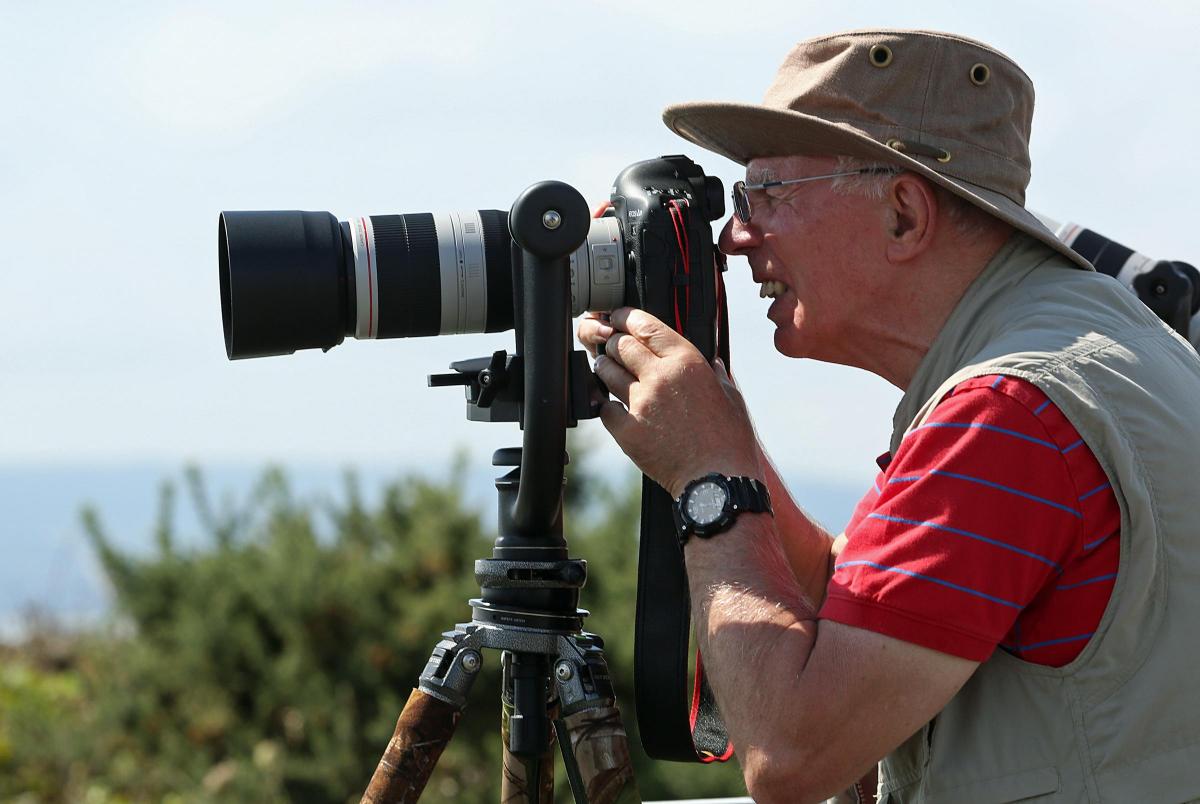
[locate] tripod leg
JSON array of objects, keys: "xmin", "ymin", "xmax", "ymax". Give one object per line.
[
  {"xmin": 554, "ymin": 637, "xmax": 641, "ymax": 804},
  {"xmin": 501, "ymin": 651, "xmax": 556, "ymax": 803},
  {"xmin": 361, "ymin": 688, "xmax": 464, "ymax": 804},
  {"xmin": 362, "ymin": 628, "xmax": 484, "ymax": 804},
  {"xmin": 557, "ymin": 703, "xmax": 639, "ymax": 803}
]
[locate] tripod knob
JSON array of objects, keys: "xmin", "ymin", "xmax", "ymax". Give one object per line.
[
  {"xmin": 509, "ymin": 181, "xmax": 590, "ymax": 259},
  {"xmin": 428, "ymin": 351, "xmax": 516, "ymax": 409},
  {"xmin": 475, "ymin": 350, "xmax": 510, "ymax": 407}
]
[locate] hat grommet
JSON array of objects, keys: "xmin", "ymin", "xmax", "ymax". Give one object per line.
[
  {"xmin": 969, "ymin": 62, "xmax": 991, "ymax": 86},
  {"xmin": 886, "ymin": 137, "xmax": 953, "ymax": 163},
  {"xmin": 869, "ymin": 44, "xmax": 893, "ymax": 68}
]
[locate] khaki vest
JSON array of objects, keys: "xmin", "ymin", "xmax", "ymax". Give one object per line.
[{"xmin": 878, "ymin": 234, "xmax": 1200, "ymax": 803}]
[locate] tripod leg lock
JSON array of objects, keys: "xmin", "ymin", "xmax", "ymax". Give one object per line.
[
  {"xmin": 418, "ymin": 626, "xmax": 487, "ymax": 709},
  {"xmin": 554, "ymin": 633, "xmax": 616, "ymax": 715}
]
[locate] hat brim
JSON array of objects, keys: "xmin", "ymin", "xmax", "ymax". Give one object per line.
[{"xmin": 663, "ymin": 101, "xmax": 1093, "ymax": 272}]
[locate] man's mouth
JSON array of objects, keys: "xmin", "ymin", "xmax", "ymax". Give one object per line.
[{"xmin": 759, "ymin": 279, "xmax": 789, "ymax": 299}]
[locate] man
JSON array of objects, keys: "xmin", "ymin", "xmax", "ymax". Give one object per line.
[{"xmin": 577, "ymin": 30, "xmax": 1200, "ymax": 803}]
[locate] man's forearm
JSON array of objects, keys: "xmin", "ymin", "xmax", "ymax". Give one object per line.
[
  {"xmin": 683, "ymin": 511, "xmax": 821, "ymax": 796},
  {"xmin": 758, "ymin": 446, "xmax": 835, "ymax": 605}
]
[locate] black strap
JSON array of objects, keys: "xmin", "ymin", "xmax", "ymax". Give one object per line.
[
  {"xmin": 634, "ymin": 479, "xmax": 700, "ymax": 760},
  {"xmin": 634, "ymin": 482, "xmax": 734, "ymax": 761},
  {"xmin": 633, "ymin": 256, "xmax": 735, "ymax": 763}
]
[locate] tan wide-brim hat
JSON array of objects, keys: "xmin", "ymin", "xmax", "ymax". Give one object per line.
[{"xmin": 664, "ymin": 29, "xmax": 1093, "ymax": 271}]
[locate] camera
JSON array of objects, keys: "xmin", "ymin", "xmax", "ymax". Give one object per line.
[
  {"xmin": 218, "ymin": 155, "xmax": 726, "ymax": 362},
  {"xmin": 218, "ymin": 156, "xmax": 731, "ymax": 773},
  {"xmin": 1037, "ymin": 214, "xmax": 1200, "ymax": 347}
]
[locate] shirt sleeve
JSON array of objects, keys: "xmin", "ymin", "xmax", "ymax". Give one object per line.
[{"xmin": 819, "ymin": 377, "xmax": 1088, "ymax": 661}]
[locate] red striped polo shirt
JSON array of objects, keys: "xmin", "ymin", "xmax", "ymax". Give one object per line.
[{"xmin": 819, "ymin": 375, "xmax": 1120, "ymax": 667}]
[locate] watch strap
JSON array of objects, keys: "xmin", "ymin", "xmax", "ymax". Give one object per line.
[{"xmin": 729, "ymin": 475, "xmax": 771, "ymax": 514}]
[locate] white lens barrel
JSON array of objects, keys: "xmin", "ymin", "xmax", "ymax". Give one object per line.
[
  {"xmin": 434, "ymin": 212, "xmax": 489, "ymax": 335},
  {"xmin": 346, "ymin": 210, "xmax": 622, "ymax": 337},
  {"xmin": 570, "ymin": 217, "xmax": 625, "ymax": 315}
]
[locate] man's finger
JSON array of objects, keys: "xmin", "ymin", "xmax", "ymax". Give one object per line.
[
  {"xmin": 593, "ymin": 355, "xmax": 634, "ymax": 406},
  {"xmin": 604, "ymin": 331, "xmax": 656, "ymax": 376},
  {"xmin": 608, "ymin": 307, "xmax": 687, "ymax": 357},
  {"xmin": 577, "ymin": 316, "xmax": 614, "ymax": 358},
  {"xmin": 598, "ymin": 398, "xmax": 632, "ymax": 439}
]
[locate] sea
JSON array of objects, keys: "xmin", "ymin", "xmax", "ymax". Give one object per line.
[{"xmin": 0, "ymin": 463, "xmax": 864, "ymax": 639}]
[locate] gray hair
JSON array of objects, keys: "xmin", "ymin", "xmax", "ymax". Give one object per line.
[{"xmin": 830, "ymin": 155, "xmax": 1005, "ymax": 240}]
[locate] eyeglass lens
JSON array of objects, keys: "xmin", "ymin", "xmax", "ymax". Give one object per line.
[{"xmin": 731, "ymin": 181, "xmax": 751, "ymax": 224}]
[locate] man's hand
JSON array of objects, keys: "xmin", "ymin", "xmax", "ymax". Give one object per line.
[{"xmin": 576, "ymin": 307, "xmax": 761, "ymax": 498}]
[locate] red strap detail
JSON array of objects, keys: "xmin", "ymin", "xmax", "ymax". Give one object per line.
[
  {"xmin": 689, "ymin": 649, "xmax": 703, "ymax": 730},
  {"xmin": 691, "ymin": 650, "xmax": 735, "ymax": 762},
  {"xmin": 667, "ymin": 200, "xmax": 691, "ymax": 332}
]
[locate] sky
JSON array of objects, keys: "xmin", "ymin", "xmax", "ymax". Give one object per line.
[{"xmin": 2, "ymin": 2, "xmax": 1198, "ymax": 588}]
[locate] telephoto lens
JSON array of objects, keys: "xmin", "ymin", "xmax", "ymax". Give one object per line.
[
  {"xmin": 218, "ymin": 210, "xmax": 624, "ymax": 359},
  {"xmin": 1034, "ymin": 212, "xmax": 1200, "ymax": 348}
]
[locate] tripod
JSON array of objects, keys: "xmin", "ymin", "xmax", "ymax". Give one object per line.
[{"xmin": 360, "ymin": 182, "xmax": 641, "ymax": 804}]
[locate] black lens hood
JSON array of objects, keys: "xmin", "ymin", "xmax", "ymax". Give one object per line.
[{"xmin": 219, "ymin": 210, "xmax": 348, "ymax": 359}]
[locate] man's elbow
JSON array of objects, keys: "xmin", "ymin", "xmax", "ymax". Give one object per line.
[{"xmin": 742, "ymin": 746, "xmax": 846, "ymax": 804}]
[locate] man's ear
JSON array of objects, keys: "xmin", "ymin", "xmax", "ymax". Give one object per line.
[{"xmin": 885, "ymin": 174, "xmax": 938, "ymax": 263}]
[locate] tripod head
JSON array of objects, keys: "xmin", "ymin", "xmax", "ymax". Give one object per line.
[{"xmin": 426, "ymin": 180, "xmax": 601, "ymax": 628}]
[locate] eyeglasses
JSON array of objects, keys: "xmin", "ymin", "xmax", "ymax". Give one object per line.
[{"xmin": 731, "ymin": 167, "xmax": 899, "ymax": 225}]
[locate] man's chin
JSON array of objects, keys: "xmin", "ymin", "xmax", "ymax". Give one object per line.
[{"xmin": 772, "ymin": 327, "xmax": 808, "ymax": 359}]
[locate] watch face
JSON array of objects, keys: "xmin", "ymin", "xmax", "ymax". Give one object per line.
[{"xmin": 686, "ymin": 480, "xmax": 728, "ymax": 526}]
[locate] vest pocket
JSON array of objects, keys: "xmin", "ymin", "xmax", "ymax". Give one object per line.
[
  {"xmin": 926, "ymin": 765, "xmax": 1059, "ymax": 803},
  {"xmin": 878, "ymin": 723, "xmax": 930, "ymax": 800}
]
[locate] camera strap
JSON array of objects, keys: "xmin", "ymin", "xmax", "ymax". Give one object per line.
[{"xmin": 634, "ymin": 255, "xmax": 734, "ymax": 762}]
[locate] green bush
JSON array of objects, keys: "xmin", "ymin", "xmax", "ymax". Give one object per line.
[{"xmin": 0, "ymin": 452, "xmax": 746, "ymax": 802}]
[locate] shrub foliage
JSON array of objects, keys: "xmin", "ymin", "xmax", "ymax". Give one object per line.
[{"xmin": 0, "ymin": 455, "xmax": 747, "ymax": 802}]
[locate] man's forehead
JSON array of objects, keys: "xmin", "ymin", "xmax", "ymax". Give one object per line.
[{"xmin": 745, "ymin": 154, "xmax": 837, "ymax": 183}]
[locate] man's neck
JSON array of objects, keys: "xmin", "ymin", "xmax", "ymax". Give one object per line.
[{"xmin": 837, "ymin": 228, "xmax": 1013, "ymax": 390}]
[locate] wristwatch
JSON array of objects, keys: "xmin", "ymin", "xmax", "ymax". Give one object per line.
[{"xmin": 673, "ymin": 473, "xmax": 773, "ymax": 544}]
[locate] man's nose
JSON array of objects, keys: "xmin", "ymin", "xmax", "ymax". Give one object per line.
[{"xmin": 717, "ymin": 214, "xmax": 761, "ymax": 256}]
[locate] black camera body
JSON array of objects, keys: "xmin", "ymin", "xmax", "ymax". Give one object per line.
[{"xmin": 608, "ymin": 155, "xmax": 727, "ymax": 361}]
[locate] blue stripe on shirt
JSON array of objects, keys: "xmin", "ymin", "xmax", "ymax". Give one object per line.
[
  {"xmin": 908, "ymin": 421, "xmax": 1059, "ymax": 450},
  {"xmin": 1056, "ymin": 573, "xmax": 1118, "ymax": 590},
  {"xmin": 887, "ymin": 475, "xmax": 922, "ymax": 484},
  {"xmin": 1033, "ymin": 400, "xmax": 1051, "ymax": 415},
  {"xmin": 834, "ymin": 560, "xmax": 1022, "ymax": 609},
  {"xmin": 929, "ymin": 470, "xmax": 1083, "ymax": 518},
  {"xmin": 866, "ymin": 513, "xmax": 1062, "ymax": 570},
  {"xmin": 1084, "ymin": 530, "xmax": 1116, "ymax": 551},
  {"xmin": 1079, "ymin": 482, "xmax": 1111, "ymax": 501}
]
